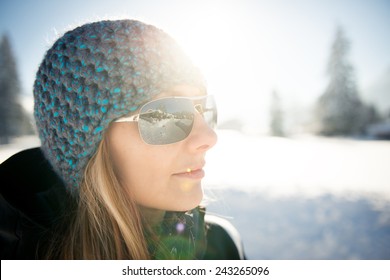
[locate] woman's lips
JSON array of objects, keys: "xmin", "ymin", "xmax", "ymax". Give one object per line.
[{"xmin": 173, "ymin": 168, "xmax": 205, "ymax": 180}]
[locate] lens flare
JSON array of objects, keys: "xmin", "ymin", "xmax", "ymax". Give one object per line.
[
  {"xmin": 176, "ymin": 222, "xmax": 185, "ymax": 233},
  {"xmin": 180, "ymin": 182, "xmax": 193, "ymax": 192}
]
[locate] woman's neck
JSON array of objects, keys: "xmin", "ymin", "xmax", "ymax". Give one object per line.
[{"xmin": 138, "ymin": 205, "xmax": 166, "ymax": 228}]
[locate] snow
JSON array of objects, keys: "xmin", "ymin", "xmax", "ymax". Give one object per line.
[
  {"xmin": 203, "ymin": 130, "xmax": 390, "ymax": 201},
  {"xmin": 201, "ymin": 130, "xmax": 390, "ymax": 259},
  {"xmin": 0, "ymin": 135, "xmax": 40, "ymax": 163}
]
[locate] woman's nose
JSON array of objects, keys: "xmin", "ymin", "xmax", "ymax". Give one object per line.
[{"xmin": 186, "ymin": 112, "xmax": 218, "ymax": 153}]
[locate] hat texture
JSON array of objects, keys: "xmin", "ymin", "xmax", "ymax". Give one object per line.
[{"xmin": 33, "ymin": 20, "xmax": 205, "ymax": 194}]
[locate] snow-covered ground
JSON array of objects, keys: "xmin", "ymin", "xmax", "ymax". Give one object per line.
[
  {"xmin": 204, "ymin": 129, "xmax": 390, "ymax": 201},
  {"xmin": 202, "ymin": 130, "xmax": 390, "ymax": 259},
  {"xmin": 0, "ymin": 135, "xmax": 40, "ymax": 163},
  {"xmin": 1, "ymin": 131, "xmax": 390, "ymax": 259}
]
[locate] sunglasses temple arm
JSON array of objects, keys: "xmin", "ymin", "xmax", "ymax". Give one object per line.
[{"xmin": 114, "ymin": 114, "xmax": 140, "ymax": 123}]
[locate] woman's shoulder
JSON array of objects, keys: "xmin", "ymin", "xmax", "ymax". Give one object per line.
[
  {"xmin": 0, "ymin": 147, "xmax": 66, "ymax": 215},
  {"xmin": 203, "ymin": 213, "xmax": 246, "ymax": 260},
  {"xmin": 0, "ymin": 148, "xmax": 67, "ymax": 259},
  {"xmin": 0, "ymin": 147, "xmax": 57, "ymax": 190}
]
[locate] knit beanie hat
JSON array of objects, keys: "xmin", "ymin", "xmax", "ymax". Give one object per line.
[{"xmin": 33, "ymin": 19, "xmax": 205, "ymax": 195}]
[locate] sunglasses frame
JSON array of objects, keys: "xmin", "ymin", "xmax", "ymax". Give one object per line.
[{"xmin": 114, "ymin": 95, "xmax": 217, "ymax": 145}]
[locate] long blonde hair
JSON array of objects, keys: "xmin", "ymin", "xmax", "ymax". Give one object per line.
[{"xmin": 56, "ymin": 133, "xmax": 151, "ymax": 259}]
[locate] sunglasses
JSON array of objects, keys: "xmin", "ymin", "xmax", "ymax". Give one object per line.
[{"xmin": 114, "ymin": 95, "xmax": 217, "ymax": 145}]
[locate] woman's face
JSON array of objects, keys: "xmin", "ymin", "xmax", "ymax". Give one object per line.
[{"xmin": 107, "ymin": 85, "xmax": 217, "ymax": 211}]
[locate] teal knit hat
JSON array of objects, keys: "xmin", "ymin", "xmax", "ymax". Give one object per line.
[{"xmin": 33, "ymin": 19, "xmax": 205, "ymax": 194}]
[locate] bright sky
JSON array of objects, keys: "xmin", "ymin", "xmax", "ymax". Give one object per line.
[{"xmin": 1, "ymin": 0, "xmax": 390, "ymax": 132}]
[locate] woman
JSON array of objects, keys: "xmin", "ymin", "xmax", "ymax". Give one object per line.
[{"xmin": 0, "ymin": 19, "xmax": 244, "ymax": 259}]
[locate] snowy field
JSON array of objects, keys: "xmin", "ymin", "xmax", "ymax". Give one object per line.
[
  {"xmin": 0, "ymin": 135, "xmax": 40, "ymax": 163},
  {"xmin": 1, "ymin": 131, "xmax": 390, "ymax": 259},
  {"xmin": 204, "ymin": 130, "xmax": 390, "ymax": 200},
  {"xmin": 203, "ymin": 130, "xmax": 390, "ymax": 259}
]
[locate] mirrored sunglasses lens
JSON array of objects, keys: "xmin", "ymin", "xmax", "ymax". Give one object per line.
[
  {"xmin": 138, "ymin": 98, "xmax": 194, "ymax": 145},
  {"xmin": 195, "ymin": 96, "xmax": 217, "ymax": 129}
]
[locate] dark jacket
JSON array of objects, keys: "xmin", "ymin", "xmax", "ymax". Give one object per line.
[{"xmin": 0, "ymin": 148, "xmax": 245, "ymax": 260}]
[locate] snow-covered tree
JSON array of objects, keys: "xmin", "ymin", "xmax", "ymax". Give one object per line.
[
  {"xmin": 315, "ymin": 27, "xmax": 372, "ymax": 136},
  {"xmin": 269, "ymin": 90, "xmax": 285, "ymax": 136},
  {"xmin": 0, "ymin": 33, "xmax": 33, "ymax": 144}
]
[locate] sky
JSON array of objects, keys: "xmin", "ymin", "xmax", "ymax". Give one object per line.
[{"xmin": 1, "ymin": 0, "xmax": 390, "ymax": 132}]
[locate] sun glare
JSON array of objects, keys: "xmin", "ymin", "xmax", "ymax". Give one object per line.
[{"xmin": 166, "ymin": 2, "xmax": 280, "ymax": 131}]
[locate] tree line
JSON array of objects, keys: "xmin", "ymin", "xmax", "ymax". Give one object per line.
[{"xmin": 270, "ymin": 26, "xmax": 385, "ymax": 138}]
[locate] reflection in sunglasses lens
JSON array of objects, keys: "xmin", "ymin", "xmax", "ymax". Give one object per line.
[
  {"xmin": 139, "ymin": 99, "xmax": 195, "ymax": 145},
  {"xmin": 138, "ymin": 96, "xmax": 217, "ymax": 145}
]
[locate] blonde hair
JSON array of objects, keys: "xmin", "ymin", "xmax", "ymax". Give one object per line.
[{"xmin": 55, "ymin": 133, "xmax": 152, "ymax": 259}]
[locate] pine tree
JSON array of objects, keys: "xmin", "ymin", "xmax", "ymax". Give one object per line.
[
  {"xmin": 269, "ymin": 90, "xmax": 285, "ymax": 136},
  {"xmin": 315, "ymin": 27, "xmax": 368, "ymax": 136},
  {"xmin": 0, "ymin": 33, "xmax": 33, "ymax": 144}
]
